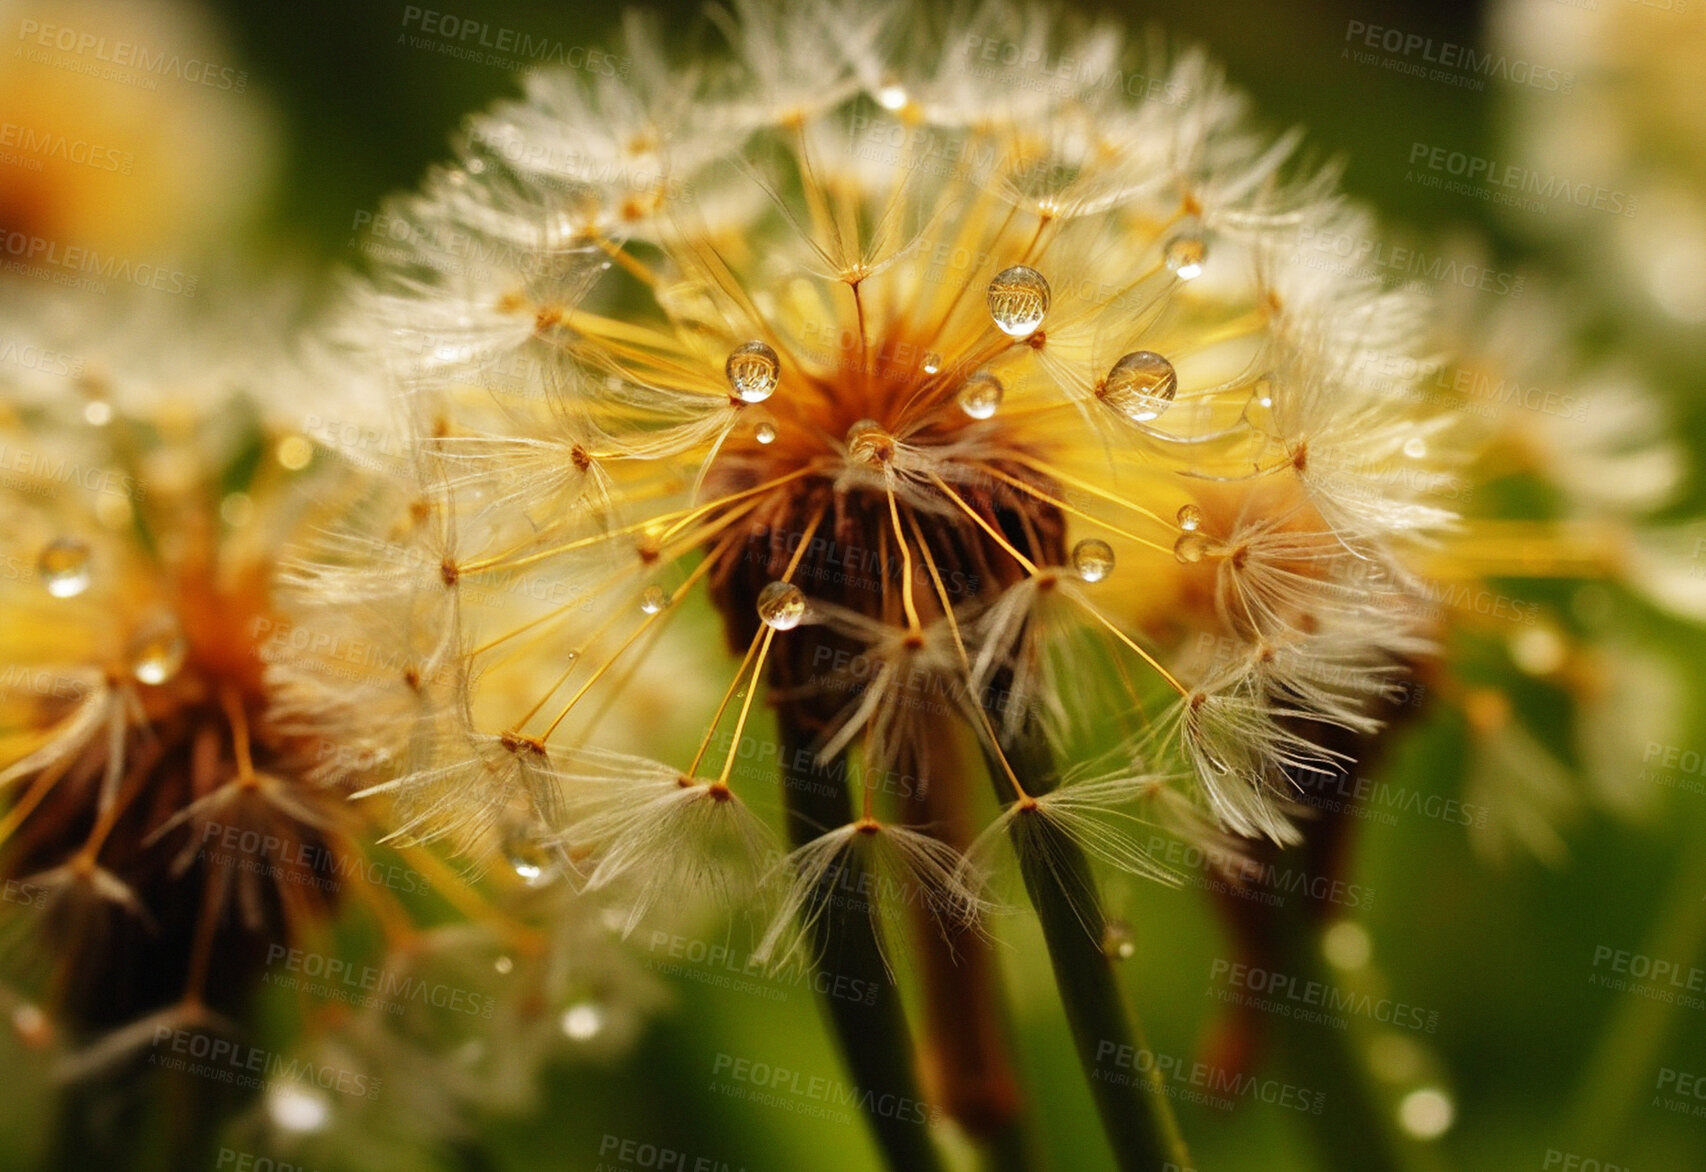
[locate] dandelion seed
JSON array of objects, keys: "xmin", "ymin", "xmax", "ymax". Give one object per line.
[{"xmin": 956, "ymin": 371, "xmax": 1005, "ymax": 420}]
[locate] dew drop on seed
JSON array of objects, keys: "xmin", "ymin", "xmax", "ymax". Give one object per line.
[
  {"xmin": 1100, "ymin": 351, "xmax": 1177, "ymax": 423},
  {"xmin": 956, "ymin": 371, "xmax": 1004, "ymax": 420},
  {"xmin": 494, "ymin": 955, "xmax": 514, "ymax": 975},
  {"xmin": 846, "ymin": 419, "xmax": 895, "ymax": 466},
  {"xmin": 1163, "ymin": 233, "xmax": 1207, "ymax": 280},
  {"xmin": 1403, "ymin": 436, "xmax": 1427, "ymax": 458},
  {"xmin": 746, "ymin": 405, "xmax": 777, "ymax": 444},
  {"xmin": 922, "ymin": 351, "xmax": 942, "ymax": 375},
  {"xmin": 560, "ymin": 1001, "xmax": 606, "ymax": 1041},
  {"xmin": 725, "ymin": 340, "xmax": 780, "ymax": 403},
  {"xmin": 987, "ymin": 265, "xmax": 1050, "ymax": 336},
  {"xmin": 1176, "ymin": 504, "xmax": 1203, "ymax": 532},
  {"xmin": 876, "ymin": 83, "xmax": 908, "ymax": 110},
  {"xmin": 1102, "ymin": 919, "xmax": 1137, "ymax": 961},
  {"xmin": 757, "ymin": 581, "xmax": 807, "ymax": 630},
  {"xmin": 1071, "ymin": 538, "xmax": 1115, "ymax": 583},
  {"xmin": 83, "ymin": 401, "xmax": 112, "ymax": 426},
  {"xmin": 1173, "ymin": 532, "xmax": 1210, "ymax": 564},
  {"xmin": 640, "ymin": 585, "xmax": 669, "ymax": 614},
  {"xmin": 267, "ymin": 1082, "xmax": 332, "ymax": 1135},
  {"xmin": 503, "ymin": 823, "xmax": 556, "ymax": 887},
  {"xmin": 128, "ymin": 617, "xmax": 186, "ymax": 686},
  {"xmin": 38, "ymin": 538, "xmax": 91, "ymax": 598}
]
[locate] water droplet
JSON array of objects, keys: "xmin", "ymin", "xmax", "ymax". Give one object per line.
[
  {"xmin": 1102, "ymin": 919, "xmax": 1137, "ymax": 960},
  {"xmin": 38, "ymin": 539, "xmax": 91, "ymax": 598},
  {"xmin": 1251, "ymin": 376, "xmax": 1274, "ymax": 409},
  {"xmin": 466, "ymin": 157, "xmax": 486, "ymax": 175},
  {"xmin": 1163, "ymin": 233, "xmax": 1207, "ymax": 280},
  {"xmin": 956, "ymin": 371, "xmax": 1004, "ymax": 420},
  {"xmin": 128, "ymin": 616, "xmax": 187, "ymax": 686},
  {"xmin": 494, "ymin": 955, "xmax": 515, "ymax": 975},
  {"xmin": 1397, "ymin": 1087, "xmax": 1454, "ymax": 1140},
  {"xmin": 1402, "ymin": 436, "xmax": 1427, "ymax": 458},
  {"xmin": 11, "ymin": 1003, "xmax": 49, "ymax": 1047},
  {"xmin": 845, "ymin": 419, "xmax": 895, "ymax": 467},
  {"xmin": 986, "ymin": 265, "xmax": 1050, "ymax": 336},
  {"xmin": 754, "ymin": 420, "xmax": 777, "ymax": 445},
  {"xmin": 82, "ymin": 401, "xmax": 113, "ymax": 426},
  {"xmin": 503, "ymin": 821, "xmax": 556, "ymax": 887},
  {"xmin": 267, "ymin": 1082, "xmax": 332, "ymax": 1134},
  {"xmin": 1176, "ymin": 504, "xmax": 1203, "ymax": 532},
  {"xmin": 560, "ymin": 1000, "xmax": 606, "ymax": 1041},
  {"xmin": 1071, "ymin": 538, "xmax": 1115, "ymax": 583},
  {"xmin": 757, "ymin": 581, "xmax": 807, "ymax": 630},
  {"xmin": 725, "ymin": 340, "xmax": 780, "ymax": 403},
  {"xmin": 1099, "ymin": 351, "xmax": 1177, "ymax": 423},
  {"xmin": 922, "ymin": 351, "xmax": 942, "ymax": 375},
  {"xmin": 276, "ymin": 435, "xmax": 313, "ymax": 471},
  {"xmin": 1173, "ymin": 532, "xmax": 1210, "ymax": 564},
  {"xmin": 1509, "ymin": 624, "xmax": 1567, "ymax": 675},
  {"xmin": 875, "ymin": 83, "xmax": 908, "ymax": 110},
  {"xmin": 1322, "ymin": 921, "xmax": 1372, "ymax": 970},
  {"xmin": 639, "ymin": 585, "xmax": 669, "ymax": 614}
]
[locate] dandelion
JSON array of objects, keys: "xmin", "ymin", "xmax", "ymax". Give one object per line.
[
  {"xmin": 0, "ymin": 0, "xmax": 277, "ymax": 259},
  {"xmin": 340, "ymin": 4, "xmax": 1458, "ymax": 1166},
  {"xmin": 1399, "ymin": 259, "xmax": 1706, "ymax": 853},
  {"xmin": 1492, "ymin": 0, "xmax": 1706, "ymax": 330},
  {"xmin": 0, "ymin": 285, "xmax": 595, "ymax": 1165}
]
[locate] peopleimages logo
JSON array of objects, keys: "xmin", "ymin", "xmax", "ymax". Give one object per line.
[
  {"xmin": 0, "ymin": 229, "xmax": 198, "ymax": 295},
  {"xmin": 399, "ymin": 6, "xmax": 632, "ymax": 76},
  {"xmin": 710, "ymin": 1052, "xmax": 941, "ymax": 1126},
  {"xmin": 263, "ymin": 945, "xmax": 496, "ymax": 1018},
  {"xmin": 1406, "ymin": 144, "xmax": 1637, "ymax": 217},
  {"xmin": 0, "ymin": 123, "xmax": 133, "ymax": 173},
  {"xmin": 15, "ymin": 19, "xmax": 248, "ymax": 91},
  {"xmin": 149, "ymin": 1025, "xmax": 380, "ymax": 1100},
  {"xmin": 1344, "ymin": 21, "xmax": 1575, "ymax": 92}
]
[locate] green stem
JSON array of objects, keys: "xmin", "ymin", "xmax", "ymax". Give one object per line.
[
  {"xmin": 777, "ymin": 717, "xmax": 949, "ymax": 1172},
  {"xmin": 989, "ymin": 725, "xmax": 1191, "ymax": 1172}
]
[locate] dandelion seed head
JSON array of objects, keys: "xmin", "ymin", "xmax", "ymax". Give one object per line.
[
  {"xmin": 348, "ymin": 0, "xmax": 1455, "ymax": 928},
  {"xmin": 0, "ymin": 286, "xmax": 464, "ymax": 1064}
]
